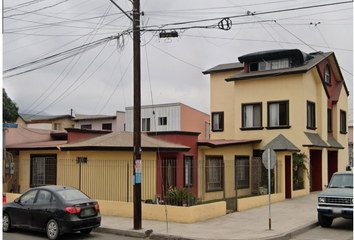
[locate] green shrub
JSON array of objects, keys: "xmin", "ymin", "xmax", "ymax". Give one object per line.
[{"xmin": 165, "ymin": 187, "xmax": 196, "ymax": 206}]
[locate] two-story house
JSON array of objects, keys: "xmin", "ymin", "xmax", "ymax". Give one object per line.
[
  {"xmin": 16, "ymin": 114, "xmax": 74, "ymax": 131},
  {"xmin": 200, "ymin": 49, "xmax": 349, "ymax": 204},
  {"xmin": 73, "ymin": 111, "xmax": 125, "ymax": 131}
]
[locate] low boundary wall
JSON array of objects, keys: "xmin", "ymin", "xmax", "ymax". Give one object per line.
[{"xmin": 5, "ymin": 193, "xmax": 226, "ymax": 224}]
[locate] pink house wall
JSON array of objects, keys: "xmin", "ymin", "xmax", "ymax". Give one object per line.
[{"xmin": 180, "ymin": 104, "xmax": 209, "ymax": 140}]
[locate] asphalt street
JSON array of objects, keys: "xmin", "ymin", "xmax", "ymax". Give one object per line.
[{"xmin": 3, "ymin": 229, "xmax": 141, "ymax": 240}]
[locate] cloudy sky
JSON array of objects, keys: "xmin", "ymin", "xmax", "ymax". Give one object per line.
[{"xmin": 3, "ymin": 0, "xmax": 353, "ymax": 122}]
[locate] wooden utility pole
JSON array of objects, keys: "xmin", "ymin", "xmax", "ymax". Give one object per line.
[
  {"xmin": 110, "ymin": 0, "xmax": 141, "ymax": 229},
  {"xmin": 132, "ymin": 0, "xmax": 142, "ymax": 230}
]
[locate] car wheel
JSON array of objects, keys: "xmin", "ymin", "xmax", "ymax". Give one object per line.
[
  {"xmin": 318, "ymin": 213, "xmax": 333, "ymax": 228},
  {"xmin": 3, "ymin": 213, "xmax": 12, "ymax": 232},
  {"xmin": 46, "ymin": 219, "xmax": 60, "ymax": 240},
  {"xmin": 80, "ymin": 228, "xmax": 92, "ymax": 234}
]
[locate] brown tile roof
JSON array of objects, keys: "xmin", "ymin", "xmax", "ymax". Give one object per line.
[
  {"xmin": 7, "ymin": 140, "xmax": 67, "ymax": 150},
  {"xmin": 59, "ymin": 131, "xmax": 191, "ymax": 152}
]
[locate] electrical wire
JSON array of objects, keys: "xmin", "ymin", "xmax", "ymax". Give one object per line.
[
  {"xmin": 142, "ymin": 1, "xmax": 352, "ymax": 29},
  {"xmin": 3, "ymin": 36, "xmax": 116, "ymax": 78}
]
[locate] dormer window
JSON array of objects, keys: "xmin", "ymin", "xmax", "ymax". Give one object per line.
[
  {"xmin": 324, "ymin": 64, "xmax": 331, "ymax": 84},
  {"xmin": 249, "ymin": 58, "xmax": 290, "ymax": 72}
]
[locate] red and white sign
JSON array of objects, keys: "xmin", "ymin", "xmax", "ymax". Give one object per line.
[{"xmin": 135, "ymin": 160, "xmax": 141, "ymax": 173}]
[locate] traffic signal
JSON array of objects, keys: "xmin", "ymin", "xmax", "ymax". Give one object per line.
[{"xmin": 159, "ymin": 31, "xmax": 178, "ymax": 38}]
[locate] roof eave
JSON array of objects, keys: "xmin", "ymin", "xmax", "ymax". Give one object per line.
[{"xmin": 225, "ymin": 69, "xmax": 309, "ymax": 82}]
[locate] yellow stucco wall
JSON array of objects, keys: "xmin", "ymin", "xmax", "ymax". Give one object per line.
[
  {"xmin": 17, "ymin": 150, "xmax": 157, "ymax": 202},
  {"xmin": 198, "ymin": 144, "xmax": 256, "ymax": 201},
  {"xmin": 207, "ymin": 67, "xmax": 348, "ymax": 200}
]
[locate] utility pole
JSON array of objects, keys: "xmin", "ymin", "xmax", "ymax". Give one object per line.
[
  {"xmin": 110, "ymin": 0, "xmax": 141, "ymax": 229},
  {"xmin": 132, "ymin": 0, "xmax": 142, "ymax": 230}
]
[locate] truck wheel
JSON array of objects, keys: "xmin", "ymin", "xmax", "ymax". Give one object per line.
[{"xmin": 318, "ymin": 213, "xmax": 333, "ymax": 228}]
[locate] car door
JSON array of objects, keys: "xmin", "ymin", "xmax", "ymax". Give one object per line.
[
  {"xmin": 11, "ymin": 190, "xmax": 38, "ymax": 228},
  {"xmin": 30, "ymin": 190, "xmax": 53, "ymax": 230}
]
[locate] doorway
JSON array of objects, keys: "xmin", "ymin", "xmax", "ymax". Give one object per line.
[
  {"xmin": 310, "ymin": 150, "xmax": 322, "ymax": 191},
  {"xmin": 285, "ymin": 155, "xmax": 292, "ymax": 199},
  {"xmin": 162, "ymin": 158, "xmax": 177, "ymax": 198}
]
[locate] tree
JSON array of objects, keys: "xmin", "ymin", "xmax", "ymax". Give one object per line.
[{"xmin": 3, "ymin": 88, "xmax": 19, "ymax": 123}]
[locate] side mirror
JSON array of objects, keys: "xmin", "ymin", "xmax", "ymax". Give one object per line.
[
  {"xmin": 14, "ymin": 198, "xmax": 19, "ymax": 203},
  {"xmin": 324, "ymin": 184, "xmax": 328, "ymax": 188}
]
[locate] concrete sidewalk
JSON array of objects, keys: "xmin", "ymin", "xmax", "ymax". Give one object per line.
[{"xmin": 95, "ymin": 192, "xmax": 320, "ymax": 240}]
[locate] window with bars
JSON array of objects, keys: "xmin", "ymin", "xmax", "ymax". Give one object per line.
[
  {"xmin": 206, "ymin": 156, "xmax": 223, "ymax": 191},
  {"xmin": 102, "ymin": 123, "xmax": 112, "ymax": 130},
  {"xmin": 30, "ymin": 155, "xmax": 57, "ymax": 188},
  {"xmin": 81, "ymin": 124, "xmax": 92, "ymax": 130},
  {"xmin": 235, "ymin": 156, "xmax": 250, "ymax": 189}
]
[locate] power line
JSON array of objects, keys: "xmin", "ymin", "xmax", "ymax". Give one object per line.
[
  {"xmin": 3, "ymin": 36, "xmax": 116, "ymax": 78},
  {"xmin": 143, "ymin": 1, "xmax": 353, "ymax": 29}
]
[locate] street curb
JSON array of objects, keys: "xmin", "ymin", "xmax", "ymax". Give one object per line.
[
  {"xmin": 93, "ymin": 221, "xmax": 319, "ymax": 240},
  {"xmin": 259, "ymin": 221, "xmax": 319, "ymax": 240}
]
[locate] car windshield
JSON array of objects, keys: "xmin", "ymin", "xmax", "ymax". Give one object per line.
[
  {"xmin": 328, "ymin": 174, "xmax": 353, "ymax": 188},
  {"xmin": 57, "ymin": 189, "xmax": 89, "ymax": 201}
]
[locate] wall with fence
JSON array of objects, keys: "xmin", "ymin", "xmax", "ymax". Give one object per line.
[
  {"xmin": 5, "ymin": 193, "xmax": 226, "ymax": 224},
  {"xmin": 14, "ymin": 150, "xmax": 310, "ymax": 213}
]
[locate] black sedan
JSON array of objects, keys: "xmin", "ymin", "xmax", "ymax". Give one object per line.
[{"xmin": 3, "ymin": 185, "xmax": 101, "ymax": 240}]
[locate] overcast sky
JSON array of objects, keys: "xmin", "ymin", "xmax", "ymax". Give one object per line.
[{"xmin": 2, "ymin": 0, "xmax": 353, "ymax": 122}]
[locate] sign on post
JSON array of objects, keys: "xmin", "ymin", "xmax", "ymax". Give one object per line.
[
  {"xmin": 135, "ymin": 160, "xmax": 141, "ymax": 184},
  {"xmin": 262, "ymin": 149, "xmax": 277, "ymax": 230},
  {"xmin": 262, "ymin": 149, "xmax": 277, "ymax": 170}
]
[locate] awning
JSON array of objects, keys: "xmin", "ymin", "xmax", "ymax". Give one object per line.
[
  {"xmin": 327, "ymin": 137, "xmax": 344, "ymax": 149},
  {"xmin": 303, "ymin": 132, "xmax": 329, "ymax": 148},
  {"xmin": 261, "ymin": 134, "xmax": 299, "ymax": 152}
]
